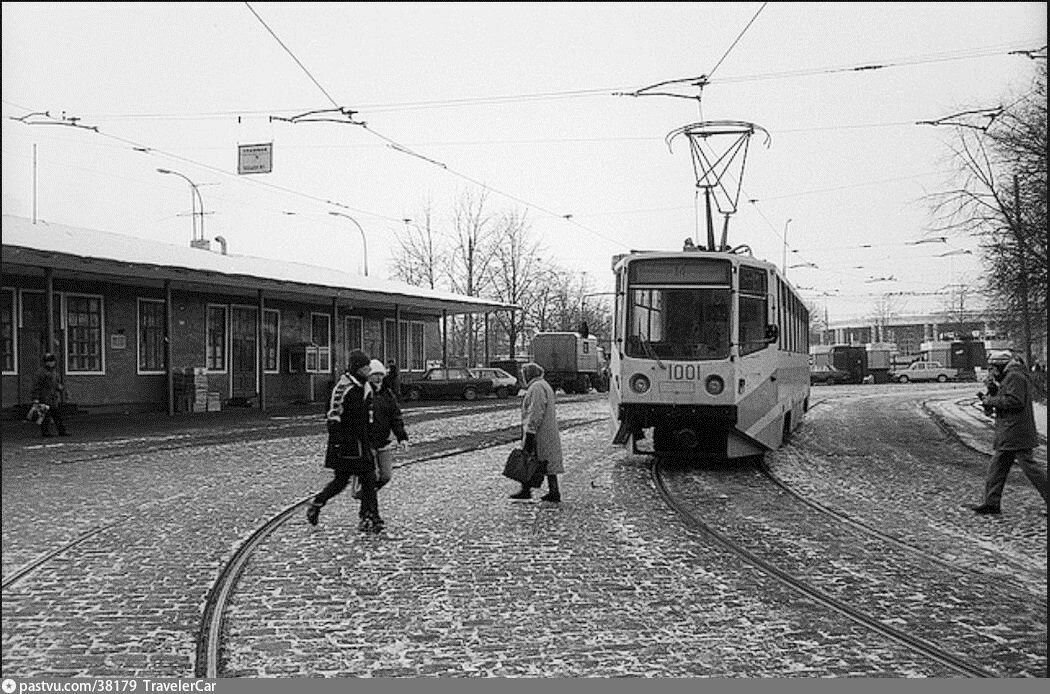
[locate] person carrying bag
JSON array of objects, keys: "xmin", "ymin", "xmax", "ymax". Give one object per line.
[{"xmin": 508, "ymin": 362, "xmax": 564, "ymax": 502}]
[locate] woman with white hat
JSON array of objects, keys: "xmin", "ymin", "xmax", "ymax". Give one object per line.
[{"xmin": 367, "ymin": 359, "xmax": 410, "ymax": 496}]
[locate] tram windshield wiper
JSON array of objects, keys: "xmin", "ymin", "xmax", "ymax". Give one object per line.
[{"xmin": 640, "ymin": 337, "xmax": 666, "ymax": 370}]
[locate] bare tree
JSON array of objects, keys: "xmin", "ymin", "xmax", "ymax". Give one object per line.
[
  {"xmin": 488, "ymin": 209, "xmax": 542, "ymax": 359},
  {"xmin": 937, "ymin": 283, "xmax": 985, "ymax": 341},
  {"xmin": 391, "ymin": 200, "xmax": 445, "ymax": 290},
  {"xmin": 867, "ymin": 293, "xmax": 907, "ymax": 344},
  {"xmin": 446, "ymin": 189, "xmax": 501, "ymax": 366},
  {"xmin": 927, "ymin": 62, "xmax": 1047, "ymax": 365}
]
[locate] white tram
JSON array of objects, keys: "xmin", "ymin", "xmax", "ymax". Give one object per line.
[{"xmin": 609, "ymin": 244, "xmax": 811, "ymax": 460}]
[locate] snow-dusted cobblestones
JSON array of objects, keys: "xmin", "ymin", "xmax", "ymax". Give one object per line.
[{"xmin": 2, "ymin": 388, "xmax": 1045, "ymax": 677}]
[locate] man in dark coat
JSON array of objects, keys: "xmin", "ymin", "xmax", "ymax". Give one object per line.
[
  {"xmin": 306, "ymin": 349, "xmax": 382, "ymax": 531},
  {"xmin": 31, "ymin": 352, "xmax": 68, "ymax": 437},
  {"xmin": 971, "ymin": 354, "xmax": 1047, "ymax": 515}
]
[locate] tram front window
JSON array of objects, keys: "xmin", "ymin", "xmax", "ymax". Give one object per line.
[{"xmin": 625, "ymin": 288, "xmax": 731, "ymax": 360}]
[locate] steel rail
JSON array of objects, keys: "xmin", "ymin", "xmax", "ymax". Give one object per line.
[
  {"xmin": 754, "ymin": 457, "xmax": 1047, "ymax": 608},
  {"xmin": 195, "ymin": 416, "xmax": 606, "ymax": 677},
  {"xmin": 651, "ymin": 459, "xmax": 997, "ymax": 678}
]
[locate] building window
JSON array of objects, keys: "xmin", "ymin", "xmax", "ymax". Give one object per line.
[
  {"xmin": 207, "ymin": 305, "xmax": 227, "ymax": 371},
  {"xmin": 138, "ymin": 299, "xmax": 166, "ymax": 373},
  {"xmin": 263, "ymin": 309, "xmax": 279, "ymax": 372},
  {"xmin": 346, "ymin": 316, "xmax": 363, "ymax": 353},
  {"xmin": 385, "ymin": 318, "xmax": 426, "ymax": 371},
  {"xmin": 66, "ymin": 294, "xmax": 104, "ymax": 372},
  {"xmin": 410, "ymin": 322, "xmax": 425, "ymax": 371},
  {"xmin": 310, "ymin": 312, "xmax": 331, "ymax": 373},
  {"xmin": 1, "ymin": 289, "xmax": 15, "ymax": 373}
]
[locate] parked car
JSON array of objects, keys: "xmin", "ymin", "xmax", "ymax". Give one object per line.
[
  {"xmin": 889, "ymin": 360, "xmax": 958, "ymax": 384},
  {"xmin": 400, "ymin": 367, "xmax": 495, "ymax": 401},
  {"xmin": 469, "ymin": 367, "xmax": 520, "ymax": 398},
  {"xmin": 809, "ymin": 364, "xmax": 852, "ymax": 385}
]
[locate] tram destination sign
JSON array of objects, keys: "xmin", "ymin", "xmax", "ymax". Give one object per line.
[
  {"xmin": 238, "ymin": 142, "xmax": 273, "ymax": 174},
  {"xmin": 629, "ymin": 258, "xmax": 731, "ymax": 285}
]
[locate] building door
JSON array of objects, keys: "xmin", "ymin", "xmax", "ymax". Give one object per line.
[
  {"xmin": 231, "ymin": 306, "xmax": 258, "ymax": 402},
  {"xmin": 18, "ymin": 291, "xmax": 61, "ymax": 403}
]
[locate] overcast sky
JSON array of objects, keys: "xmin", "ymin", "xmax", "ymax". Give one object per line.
[{"xmin": 2, "ymin": 2, "xmax": 1045, "ymax": 323}]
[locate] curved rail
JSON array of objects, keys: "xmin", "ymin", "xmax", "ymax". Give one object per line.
[
  {"xmin": 651, "ymin": 458, "xmax": 996, "ymax": 678},
  {"xmin": 1, "ymin": 492, "xmax": 192, "ymax": 590},
  {"xmin": 754, "ymin": 457, "xmax": 1047, "ymax": 608},
  {"xmin": 195, "ymin": 416, "xmax": 606, "ymax": 677}
]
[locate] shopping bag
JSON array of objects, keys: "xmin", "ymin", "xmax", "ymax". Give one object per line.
[
  {"xmin": 503, "ymin": 448, "xmax": 546, "ymax": 488},
  {"xmin": 25, "ymin": 402, "xmax": 49, "ymax": 425}
]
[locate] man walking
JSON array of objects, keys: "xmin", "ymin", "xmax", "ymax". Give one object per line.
[{"xmin": 971, "ymin": 353, "xmax": 1047, "ymax": 515}]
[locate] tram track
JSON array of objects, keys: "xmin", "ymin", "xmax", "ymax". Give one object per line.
[
  {"xmin": 651, "ymin": 457, "xmax": 999, "ymax": 678},
  {"xmin": 11, "ymin": 396, "xmax": 548, "ymax": 468},
  {"xmin": 193, "ymin": 416, "xmax": 605, "ymax": 678},
  {"xmin": 754, "ymin": 456, "xmax": 1047, "ymax": 609},
  {"xmin": 1, "ymin": 492, "xmax": 193, "ymax": 590},
  {"xmin": 1, "ymin": 401, "xmax": 534, "ymax": 588}
]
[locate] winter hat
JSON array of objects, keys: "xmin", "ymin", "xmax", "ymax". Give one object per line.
[
  {"xmin": 521, "ymin": 362, "xmax": 544, "ymax": 382},
  {"xmin": 367, "ymin": 359, "xmax": 388, "ymax": 376},
  {"xmin": 348, "ymin": 349, "xmax": 371, "ymax": 375}
]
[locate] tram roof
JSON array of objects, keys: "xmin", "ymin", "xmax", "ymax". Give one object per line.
[{"xmin": 1, "ymin": 215, "xmax": 516, "ymax": 316}]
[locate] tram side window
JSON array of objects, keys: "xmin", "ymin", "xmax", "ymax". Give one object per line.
[{"xmin": 738, "ymin": 266, "xmax": 768, "ymax": 356}]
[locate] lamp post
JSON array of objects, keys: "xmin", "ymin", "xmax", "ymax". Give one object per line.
[
  {"xmin": 329, "ymin": 211, "xmax": 368, "ymax": 276},
  {"xmin": 781, "ymin": 218, "xmax": 792, "ymax": 278},
  {"xmin": 157, "ymin": 168, "xmax": 205, "ymax": 245}
]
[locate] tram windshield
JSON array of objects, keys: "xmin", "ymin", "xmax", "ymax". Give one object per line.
[{"xmin": 625, "ymin": 288, "xmax": 732, "ymax": 360}]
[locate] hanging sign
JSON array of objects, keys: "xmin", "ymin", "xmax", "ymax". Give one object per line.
[{"xmin": 238, "ymin": 142, "xmax": 273, "ymax": 174}]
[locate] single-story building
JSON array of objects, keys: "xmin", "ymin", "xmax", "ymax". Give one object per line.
[{"xmin": 1, "ymin": 215, "xmax": 515, "ymax": 416}]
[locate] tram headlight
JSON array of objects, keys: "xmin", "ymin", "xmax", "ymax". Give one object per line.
[
  {"xmin": 704, "ymin": 375, "xmax": 725, "ymax": 395},
  {"xmin": 629, "ymin": 374, "xmax": 651, "ymax": 394}
]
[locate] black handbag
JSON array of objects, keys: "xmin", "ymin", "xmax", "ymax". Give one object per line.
[{"xmin": 503, "ymin": 448, "xmax": 546, "ymax": 488}]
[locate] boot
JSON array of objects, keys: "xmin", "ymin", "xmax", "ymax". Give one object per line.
[
  {"xmin": 509, "ymin": 484, "xmax": 531, "ymax": 500},
  {"xmin": 306, "ymin": 501, "xmax": 322, "ymax": 525},
  {"xmin": 540, "ymin": 475, "xmax": 561, "ymax": 502}
]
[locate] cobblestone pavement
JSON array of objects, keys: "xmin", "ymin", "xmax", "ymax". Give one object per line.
[{"xmin": 2, "ymin": 387, "xmax": 1046, "ymax": 677}]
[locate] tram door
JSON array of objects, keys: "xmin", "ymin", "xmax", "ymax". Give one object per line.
[
  {"xmin": 230, "ymin": 306, "xmax": 258, "ymax": 402},
  {"xmin": 18, "ymin": 292, "xmax": 62, "ymax": 403}
]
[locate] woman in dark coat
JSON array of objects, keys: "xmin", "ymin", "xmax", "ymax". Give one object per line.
[{"xmin": 306, "ymin": 349, "xmax": 383, "ymax": 532}]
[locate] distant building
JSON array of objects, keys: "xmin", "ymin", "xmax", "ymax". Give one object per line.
[
  {"xmin": 817, "ymin": 313, "xmax": 1003, "ymax": 356},
  {"xmin": 2, "ymin": 215, "xmax": 514, "ymax": 416}
]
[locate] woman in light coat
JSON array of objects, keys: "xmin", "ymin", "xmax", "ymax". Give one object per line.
[{"xmin": 510, "ymin": 362, "xmax": 564, "ymax": 501}]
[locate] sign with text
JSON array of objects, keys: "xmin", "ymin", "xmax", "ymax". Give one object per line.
[{"xmin": 238, "ymin": 142, "xmax": 273, "ymax": 174}]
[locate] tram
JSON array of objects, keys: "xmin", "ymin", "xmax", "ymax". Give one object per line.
[{"xmin": 608, "ymin": 245, "xmax": 811, "ymax": 460}]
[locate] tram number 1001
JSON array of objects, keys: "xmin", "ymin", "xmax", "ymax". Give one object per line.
[{"xmin": 668, "ymin": 364, "xmax": 705, "ymax": 381}]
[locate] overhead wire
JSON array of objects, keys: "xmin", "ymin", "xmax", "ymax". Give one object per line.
[
  {"xmin": 53, "ymin": 41, "xmax": 1042, "ymax": 122},
  {"xmin": 242, "ymin": 2, "xmax": 631, "ymax": 251},
  {"xmin": 707, "ymin": 2, "xmax": 768, "ymax": 79}
]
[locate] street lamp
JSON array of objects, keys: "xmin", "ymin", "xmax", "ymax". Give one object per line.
[
  {"xmin": 329, "ymin": 211, "xmax": 368, "ymax": 276},
  {"xmin": 781, "ymin": 218, "xmax": 792, "ymax": 278},
  {"xmin": 157, "ymin": 168, "xmax": 205, "ymax": 246}
]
